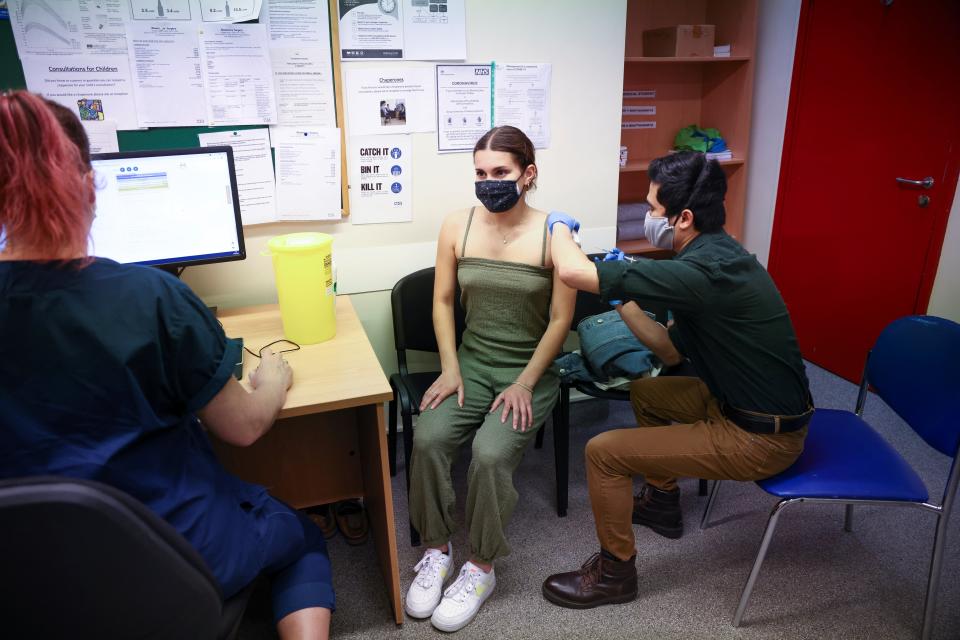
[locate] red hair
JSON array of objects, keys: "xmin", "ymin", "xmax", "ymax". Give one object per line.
[{"xmin": 0, "ymin": 91, "xmax": 93, "ymax": 258}]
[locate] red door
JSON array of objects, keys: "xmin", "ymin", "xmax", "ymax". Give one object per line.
[{"xmin": 769, "ymin": 0, "xmax": 960, "ymax": 382}]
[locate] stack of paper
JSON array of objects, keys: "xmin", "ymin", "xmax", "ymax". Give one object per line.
[{"xmin": 706, "ymin": 150, "xmax": 733, "ymax": 161}]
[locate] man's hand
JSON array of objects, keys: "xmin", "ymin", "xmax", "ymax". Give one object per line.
[
  {"xmin": 546, "ymin": 211, "xmax": 580, "ymax": 235},
  {"xmin": 601, "ymin": 248, "xmax": 626, "ymax": 262}
]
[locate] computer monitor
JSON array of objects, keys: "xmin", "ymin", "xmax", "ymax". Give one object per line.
[{"xmin": 89, "ymin": 147, "xmax": 246, "ymax": 270}]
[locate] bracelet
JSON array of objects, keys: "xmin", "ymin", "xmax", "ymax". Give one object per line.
[{"xmin": 512, "ymin": 381, "xmax": 534, "ymax": 393}]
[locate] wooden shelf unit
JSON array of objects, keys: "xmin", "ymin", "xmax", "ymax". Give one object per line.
[
  {"xmin": 618, "ymin": 0, "xmax": 759, "ymax": 253},
  {"xmin": 621, "ymin": 156, "xmax": 745, "ymax": 173},
  {"xmin": 625, "ymin": 56, "xmax": 751, "ymax": 63}
]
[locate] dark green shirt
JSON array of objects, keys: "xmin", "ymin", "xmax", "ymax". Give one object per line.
[{"xmin": 597, "ymin": 231, "xmax": 810, "ymax": 415}]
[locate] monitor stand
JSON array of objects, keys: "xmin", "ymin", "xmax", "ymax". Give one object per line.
[{"xmin": 156, "ymin": 265, "xmax": 185, "ymax": 278}]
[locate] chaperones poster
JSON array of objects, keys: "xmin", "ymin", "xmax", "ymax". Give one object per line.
[{"xmin": 348, "ymin": 134, "xmax": 412, "ymax": 224}]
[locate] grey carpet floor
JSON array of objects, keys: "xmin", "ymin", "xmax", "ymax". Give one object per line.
[{"xmin": 239, "ymin": 362, "xmax": 960, "ymax": 639}]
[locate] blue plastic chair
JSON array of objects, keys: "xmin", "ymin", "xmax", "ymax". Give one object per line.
[{"xmin": 699, "ymin": 315, "xmax": 960, "ymax": 639}]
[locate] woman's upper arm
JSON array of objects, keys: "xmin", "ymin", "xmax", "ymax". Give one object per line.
[
  {"xmin": 550, "ymin": 266, "xmax": 577, "ymax": 328},
  {"xmin": 433, "ymin": 213, "xmax": 461, "ymax": 306}
]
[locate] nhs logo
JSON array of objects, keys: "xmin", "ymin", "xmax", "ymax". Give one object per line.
[{"xmin": 474, "ymin": 68, "xmax": 491, "ymax": 76}]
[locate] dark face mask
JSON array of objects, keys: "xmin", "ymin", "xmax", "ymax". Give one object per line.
[{"xmin": 475, "ymin": 178, "xmax": 523, "ymax": 213}]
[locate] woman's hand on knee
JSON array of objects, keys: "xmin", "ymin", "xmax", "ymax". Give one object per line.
[
  {"xmin": 490, "ymin": 383, "xmax": 534, "ymax": 431},
  {"xmin": 420, "ymin": 370, "xmax": 464, "ymax": 411}
]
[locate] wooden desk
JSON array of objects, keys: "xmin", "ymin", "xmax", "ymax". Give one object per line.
[{"xmin": 212, "ymin": 298, "xmax": 402, "ymax": 624}]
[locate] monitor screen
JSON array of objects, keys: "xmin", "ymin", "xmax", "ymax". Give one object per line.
[{"xmin": 89, "ymin": 147, "xmax": 245, "ymax": 269}]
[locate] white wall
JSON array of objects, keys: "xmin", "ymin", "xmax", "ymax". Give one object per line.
[
  {"xmin": 741, "ymin": 0, "xmax": 801, "ymax": 266},
  {"xmin": 928, "ymin": 186, "xmax": 960, "ymax": 320},
  {"xmin": 743, "ymin": 0, "xmax": 959, "ymax": 322},
  {"xmin": 183, "ymin": 0, "xmax": 628, "ymax": 371}
]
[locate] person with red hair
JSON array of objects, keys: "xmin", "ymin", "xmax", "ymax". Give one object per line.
[{"xmin": 0, "ymin": 91, "xmax": 334, "ymax": 639}]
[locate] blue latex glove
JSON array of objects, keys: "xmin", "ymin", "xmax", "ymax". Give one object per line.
[
  {"xmin": 594, "ymin": 251, "xmax": 624, "ymax": 306},
  {"xmin": 602, "ymin": 248, "xmax": 626, "ymax": 262},
  {"xmin": 546, "ymin": 211, "xmax": 580, "ymax": 235}
]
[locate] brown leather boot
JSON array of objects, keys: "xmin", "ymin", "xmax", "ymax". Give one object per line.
[
  {"xmin": 541, "ymin": 552, "xmax": 638, "ymax": 609},
  {"xmin": 632, "ymin": 484, "xmax": 683, "ymax": 539}
]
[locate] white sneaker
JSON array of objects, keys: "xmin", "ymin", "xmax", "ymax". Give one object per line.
[
  {"xmin": 404, "ymin": 543, "xmax": 454, "ymax": 619},
  {"xmin": 430, "ymin": 561, "xmax": 496, "ymax": 632}
]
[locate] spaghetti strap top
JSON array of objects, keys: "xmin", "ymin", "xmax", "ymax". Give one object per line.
[{"xmin": 460, "ymin": 206, "xmax": 549, "ymax": 267}]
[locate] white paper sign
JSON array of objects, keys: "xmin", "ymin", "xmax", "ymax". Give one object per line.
[
  {"xmin": 199, "ymin": 23, "xmax": 278, "ymax": 126},
  {"xmin": 271, "ymin": 48, "xmax": 337, "ymax": 127},
  {"xmin": 348, "ymin": 135, "xmax": 411, "ymax": 224},
  {"xmin": 623, "ymin": 90, "xmax": 655, "ymax": 99},
  {"xmin": 436, "ymin": 64, "xmax": 491, "ymax": 153},
  {"xmin": 198, "ymin": 128, "xmax": 277, "ymax": 225},
  {"xmin": 402, "ymin": 0, "xmax": 465, "ymax": 60},
  {"xmin": 22, "ymin": 54, "xmax": 141, "ymax": 130},
  {"xmin": 81, "ymin": 121, "xmax": 119, "ymax": 154},
  {"xmin": 261, "ymin": 0, "xmax": 331, "ymax": 47},
  {"xmin": 129, "ymin": 0, "xmax": 195, "ymax": 21},
  {"xmin": 344, "ymin": 66, "xmax": 435, "ymax": 136},
  {"xmin": 198, "ymin": 0, "xmax": 263, "ymax": 23},
  {"xmin": 127, "ymin": 22, "xmax": 207, "ymax": 127},
  {"xmin": 493, "ymin": 62, "xmax": 551, "ymax": 149},
  {"xmin": 623, "ymin": 106, "xmax": 655, "ymax": 115},
  {"xmin": 338, "ymin": 0, "xmax": 402, "ymax": 60},
  {"xmin": 9, "ymin": 0, "xmax": 128, "ymax": 56},
  {"xmin": 622, "ymin": 121, "xmax": 656, "ymax": 129},
  {"xmin": 273, "ymin": 126, "xmax": 342, "ymax": 220}
]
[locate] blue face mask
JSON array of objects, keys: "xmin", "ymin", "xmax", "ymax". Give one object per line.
[
  {"xmin": 475, "ymin": 178, "xmax": 522, "ymax": 213},
  {"xmin": 643, "ymin": 211, "xmax": 675, "ymax": 250}
]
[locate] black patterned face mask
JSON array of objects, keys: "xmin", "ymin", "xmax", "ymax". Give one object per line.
[{"xmin": 475, "ymin": 179, "xmax": 522, "ymax": 213}]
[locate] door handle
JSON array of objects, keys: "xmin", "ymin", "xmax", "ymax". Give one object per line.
[{"xmin": 896, "ymin": 176, "xmax": 935, "ymax": 189}]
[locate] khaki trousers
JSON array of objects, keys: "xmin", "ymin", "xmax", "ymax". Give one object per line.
[{"xmin": 586, "ymin": 376, "xmax": 806, "ymax": 561}]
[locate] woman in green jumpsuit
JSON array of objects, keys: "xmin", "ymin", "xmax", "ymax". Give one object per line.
[{"xmin": 404, "ymin": 126, "xmax": 576, "ymax": 632}]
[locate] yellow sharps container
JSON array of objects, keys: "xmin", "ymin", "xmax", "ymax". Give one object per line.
[{"xmin": 266, "ymin": 232, "xmax": 336, "ymax": 344}]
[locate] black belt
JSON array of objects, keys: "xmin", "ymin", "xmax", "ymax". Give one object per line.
[{"xmin": 721, "ymin": 402, "xmax": 814, "ymax": 434}]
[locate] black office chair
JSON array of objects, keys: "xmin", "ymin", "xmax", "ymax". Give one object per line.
[
  {"xmin": 0, "ymin": 476, "xmax": 255, "ymax": 640},
  {"xmin": 536, "ymin": 254, "xmax": 708, "ymax": 499},
  {"xmin": 388, "ymin": 267, "xmax": 568, "ymax": 546}
]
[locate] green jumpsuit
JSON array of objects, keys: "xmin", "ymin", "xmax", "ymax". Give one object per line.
[{"xmin": 409, "ymin": 209, "xmax": 559, "ymax": 564}]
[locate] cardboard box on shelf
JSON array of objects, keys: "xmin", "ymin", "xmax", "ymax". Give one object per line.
[{"xmin": 642, "ymin": 25, "xmax": 716, "ymax": 57}]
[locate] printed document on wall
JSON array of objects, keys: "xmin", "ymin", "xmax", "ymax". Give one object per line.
[
  {"xmin": 261, "ymin": 0, "xmax": 330, "ymax": 47},
  {"xmin": 22, "ymin": 55, "xmax": 141, "ymax": 130},
  {"xmin": 271, "ymin": 48, "xmax": 337, "ymax": 127},
  {"xmin": 199, "ymin": 23, "xmax": 278, "ymax": 126},
  {"xmin": 126, "ymin": 22, "xmax": 207, "ymax": 127},
  {"xmin": 127, "ymin": 0, "xmax": 195, "ymax": 22},
  {"xmin": 348, "ymin": 135, "xmax": 411, "ymax": 224},
  {"xmin": 338, "ymin": 0, "xmax": 402, "ymax": 60},
  {"xmin": 198, "ymin": 128, "xmax": 277, "ymax": 225},
  {"xmin": 82, "ymin": 121, "xmax": 119, "ymax": 154},
  {"xmin": 436, "ymin": 64, "xmax": 490, "ymax": 153},
  {"xmin": 402, "ymin": 0, "xmax": 465, "ymax": 61},
  {"xmin": 197, "ymin": 0, "xmax": 263, "ymax": 23},
  {"xmin": 493, "ymin": 63, "xmax": 551, "ymax": 149},
  {"xmin": 273, "ymin": 126, "xmax": 342, "ymax": 220},
  {"xmin": 344, "ymin": 66, "xmax": 434, "ymax": 136},
  {"xmin": 9, "ymin": 0, "xmax": 128, "ymax": 56}
]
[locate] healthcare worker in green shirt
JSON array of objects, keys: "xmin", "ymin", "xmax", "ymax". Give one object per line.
[{"xmin": 541, "ymin": 151, "xmax": 814, "ymax": 609}]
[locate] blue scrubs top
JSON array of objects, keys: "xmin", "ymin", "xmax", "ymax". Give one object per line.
[{"xmin": 0, "ymin": 258, "xmax": 268, "ymax": 596}]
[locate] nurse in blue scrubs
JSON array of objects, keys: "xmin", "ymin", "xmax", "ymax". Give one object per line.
[{"xmin": 0, "ymin": 91, "xmax": 334, "ymax": 639}]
